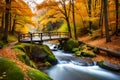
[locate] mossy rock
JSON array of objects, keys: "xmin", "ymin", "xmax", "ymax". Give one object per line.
[
  {"xmin": 31, "ymin": 44, "xmax": 57, "ymax": 65},
  {"xmin": 0, "ymin": 58, "xmax": 24, "ymax": 80},
  {"xmin": 98, "ymin": 61, "xmax": 120, "ymax": 71},
  {"xmin": 12, "ymin": 44, "xmax": 25, "ymax": 52},
  {"xmin": 63, "ymin": 40, "xmax": 79, "ymax": 52},
  {"xmin": 81, "ymin": 52, "xmax": 96, "ymax": 58},
  {"xmin": 75, "ymin": 51, "xmax": 81, "ymax": 57},
  {"xmin": 27, "ymin": 69, "xmax": 52, "ymax": 80},
  {"xmin": 97, "ymin": 60, "xmax": 104, "ymax": 66},
  {"xmin": 17, "ymin": 54, "xmax": 37, "ymax": 69},
  {"xmin": 13, "ymin": 43, "xmax": 57, "ymax": 65},
  {"xmin": 72, "ymin": 48, "xmax": 79, "ymax": 53}
]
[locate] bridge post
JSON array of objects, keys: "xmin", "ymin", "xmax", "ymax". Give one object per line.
[
  {"xmin": 49, "ymin": 32, "xmax": 51, "ymax": 39},
  {"xmin": 40, "ymin": 33, "xmax": 42, "ymax": 41},
  {"xmin": 59, "ymin": 32, "xmax": 61, "ymax": 38},
  {"xmin": 29, "ymin": 33, "xmax": 33, "ymax": 43}
]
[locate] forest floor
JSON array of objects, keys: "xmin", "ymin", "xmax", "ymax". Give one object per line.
[{"xmin": 78, "ymin": 35, "xmax": 120, "ymax": 65}]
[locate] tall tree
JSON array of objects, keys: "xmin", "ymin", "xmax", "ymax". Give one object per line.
[
  {"xmin": 103, "ymin": 0, "xmax": 111, "ymax": 42},
  {"xmin": 115, "ymin": 0, "xmax": 119, "ymax": 36},
  {"xmin": 88, "ymin": 0, "xmax": 92, "ymax": 33},
  {"xmin": 3, "ymin": 0, "xmax": 11, "ymax": 42},
  {"xmin": 99, "ymin": 0, "xmax": 104, "ymax": 37},
  {"xmin": 61, "ymin": 0, "xmax": 72, "ymax": 38},
  {"xmin": 37, "ymin": 0, "xmax": 72, "ymax": 38},
  {"xmin": 71, "ymin": 0, "xmax": 77, "ymax": 39}
]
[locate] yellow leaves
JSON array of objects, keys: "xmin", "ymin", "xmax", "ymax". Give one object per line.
[
  {"xmin": 11, "ymin": 0, "xmax": 33, "ymax": 17},
  {"xmin": 83, "ymin": 17, "xmax": 99, "ymax": 22},
  {"xmin": 37, "ymin": 0, "xmax": 59, "ymax": 10},
  {"xmin": 15, "ymin": 24, "xmax": 28, "ymax": 34}
]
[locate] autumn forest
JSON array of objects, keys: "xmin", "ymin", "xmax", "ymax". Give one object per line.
[{"xmin": 0, "ymin": 0, "xmax": 120, "ymax": 80}]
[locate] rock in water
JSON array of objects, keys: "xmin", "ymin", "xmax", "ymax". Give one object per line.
[{"xmin": 98, "ymin": 61, "xmax": 120, "ymax": 71}]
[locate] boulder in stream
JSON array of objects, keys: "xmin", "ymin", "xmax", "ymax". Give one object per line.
[
  {"xmin": 72, "ymin": 57, "xmax": 94, "ymax": 66},
  {"xmin": 98, "ymin": 61, "xmax": 120, "ymax": 71}
]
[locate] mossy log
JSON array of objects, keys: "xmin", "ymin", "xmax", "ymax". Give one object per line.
[{"xmin": 79, "ymin": 41, "xmax": 120, "ymax": 57}]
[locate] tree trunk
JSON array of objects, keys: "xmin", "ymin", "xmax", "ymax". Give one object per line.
[
  {"xmin": 12, "ymin": 15, "xmax": 16, "ymax": 34},
  {"xmin": 115, "ymin": 0, "xmax": 119, "ymax": 36},
  {"xmin": 71, "ymin": 0, "xmax": 77, "ymax": 40},
  {"xmin": 62, "ymin": 0, "xmax": 72, "ymax": 38},
  {"xmin": 9, "ymin": 13, "xmax": 12, "ymax": 31},
  {"xmin": 1, "ymin": 12, "xmax": 5, "ymax": 30},
  {"xmin": 103, "ymin": 0, "xmax": 111, "ymax": 42},
  {"xmin": 66, "ymin": 17, "xmax": 72, "ymax": 38},
  {"xmin": 99, "ymin": 0, "xmax": 104, "ymax": 37},
  {"xmin": 88, "ymin": 0, "xmax": 92, "ymax": 33},
  {"xmin": 3, "ymin": 0, "xmax": 11, "ymax": 42}
]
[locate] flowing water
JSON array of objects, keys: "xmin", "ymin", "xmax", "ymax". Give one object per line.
[{"xmin": 45, "ymin": 43, "xmax": 120, "ymax": 80}]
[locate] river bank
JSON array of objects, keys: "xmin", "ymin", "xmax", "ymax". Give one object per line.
[{"xmin": 46, "ymin": 43, "xmax": 120, "ymax": 80}]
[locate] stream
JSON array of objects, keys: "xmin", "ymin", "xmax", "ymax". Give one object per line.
[{"xmin": 45, "ymin": 43, "xmax": 120, "ymax": 80}]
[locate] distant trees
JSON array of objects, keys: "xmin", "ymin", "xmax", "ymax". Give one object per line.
[{"xmin": 37, "ymin": 0, "xmax": 119, "ymax": 42}]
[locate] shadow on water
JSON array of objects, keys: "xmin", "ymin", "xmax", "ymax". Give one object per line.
[{"xmin": 45, "ymin": 43, "xmax": 120, "ymax": 80}]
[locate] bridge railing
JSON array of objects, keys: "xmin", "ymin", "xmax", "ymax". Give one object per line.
[{"xmin": 18, "ymin": 32, "xmax": 69, "ymax": 42}]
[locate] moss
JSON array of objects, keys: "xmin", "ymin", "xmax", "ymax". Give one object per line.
[
  {"xmin": 63, "ymin": 40, "xmax": 79, "ymax": 52},
  {"xmin": 72, "ymin": 48, "xmax": 79, "ymax": 53},
  {"xmin": 27, "ymin": 69, "xmax": 52, "ymax": 80},
  {"xmin": 97, "ymin": 60, "xmax": 104, "ymax": 66},
  {"xmin": 13, "ymin": 43, "xmax": 57, "ymax": 65},
  {"xmin": 0, "ymin": 58, "xmax": 24, "ymax": 80},
  {"xmin": 81, "ymin": 52, "xmax": 96, "ymax": 58},
  {"xmin": 12, "ymin": 44, "xmax": 25, "ymax": 52},
  {"xmin": 75, "ymin": 51, "xmax": 81, "ymax": 57},
  {"xmin": 93, "ymin": 47, "xmax": 99, "ymax": 54},
  {"xmin": 17, "ymin": 54, "xmax": 37, "ymax": 69},
  {"xmin": 79, "ymin": 45, "xmax": 85, "ymax": 51},
  {"xmin": 45, "ymin": 61, "xmax": 52, "ymax": 67}
]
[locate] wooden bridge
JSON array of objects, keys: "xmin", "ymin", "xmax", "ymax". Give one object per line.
[{"xmin": 18, "ymin": 32, "xmax": 69, "ymax": 43}]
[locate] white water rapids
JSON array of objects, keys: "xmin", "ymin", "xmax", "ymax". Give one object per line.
[{"xmin": 45, "ymin": 43, "xmax": 120, "ymax": 80}]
